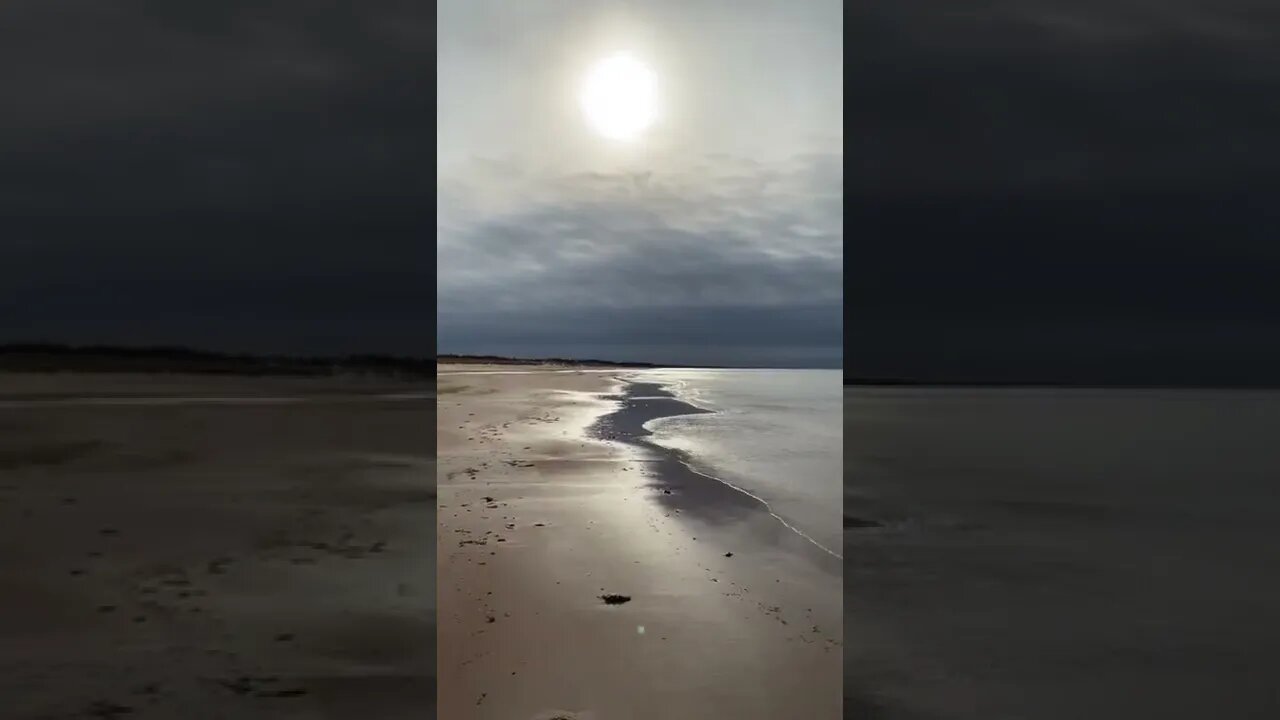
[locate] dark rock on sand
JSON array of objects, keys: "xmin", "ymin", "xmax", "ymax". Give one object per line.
[
  {"xmin": 257, "ymin": 688, "xmax": 309, "ymax": 698},
  {"xmin": 599, "ymin": 594, "xmax": 631, "ymax": 605}
]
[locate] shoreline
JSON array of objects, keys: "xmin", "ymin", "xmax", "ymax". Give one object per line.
[{"xmin": 593, "ymin": 379, "xmax": 843, "ymax": 570}]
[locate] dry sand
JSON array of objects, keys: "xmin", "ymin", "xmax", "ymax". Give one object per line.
[
  {"xmin": 437, "ymin": 364, "xmax": 842, "ymax": 719},
  {"xmin": 0, "ymin": 372, "xmax": 434, "ymax": 719}
]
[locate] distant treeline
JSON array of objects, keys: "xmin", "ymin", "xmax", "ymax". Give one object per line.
[
  {"xmin": 438, "ymin": 353, "xmax": 663, "ymax": 368},
  {"xmin": 0, "ymin": 344, "xmax": 435, "ymax": 378}
]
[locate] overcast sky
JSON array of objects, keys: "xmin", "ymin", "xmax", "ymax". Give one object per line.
[
  {"xmin": 849, "ymin": 1, "xmax": 1280, "ymax": 384},
  {"xmin": 8, "ymin": 2, "xmax": 1277, "ymax": 379},
  {"xmin": 0, "ymin": 1, "xmax": 433, "ymax": 356},
  {"xmin": 437, "ymin": 0, "xmax": 843, "ymax": 367}
]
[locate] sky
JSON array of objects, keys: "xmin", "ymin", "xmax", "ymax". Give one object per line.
[
  {"xmin": 0, "ymin": 1, "xmax": 434, "ymax": 356},
  {"xmin": 849, "ymin": 2, "xmax": 1280, "ymax": 384},
  {"xmin": 437, "ymin": 0, "xmax": 843, "ymax": 368},
  {"xmin": 7, "ymin": 3, "xmax": 1277, "ymax": 379}
]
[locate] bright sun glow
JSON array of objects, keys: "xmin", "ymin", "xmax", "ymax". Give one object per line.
[{"xmin": 580, "ymin": 53, "xmax": 657, "ymax": 141}]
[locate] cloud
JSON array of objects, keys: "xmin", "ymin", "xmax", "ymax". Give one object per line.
[
  {"xmin": 435, "ymin": 0, "xmax": 843, "ymax": 365},
  {"xmin": 845, "ymin": 0, "xmax": 1280, "ymax": 382},
  {"xmin": 0, "ymin": 1, "xmax": 434, "ymax": 355},
  {"xmin": 435, "ymin": 151, "xmax": 843, "ymax": 365},
  {"xmin": 438, "ymin": 152, "xmax": 842, "ymax": 316},
  {"xmin": 0, "ymin": 1, "xmax": 432, "ymax": 215},
  {"xmin": 438, "ymin": 304, "xmax": 842, "ymax": 368},
  {"xmin": 849, "ymin": 1, "xmax": 1280, "ymax": 197}
]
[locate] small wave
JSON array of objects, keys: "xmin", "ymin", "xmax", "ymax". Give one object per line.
[{"xmin": 667, "ymin": 454, "xmax": 844, "ymax": 560}]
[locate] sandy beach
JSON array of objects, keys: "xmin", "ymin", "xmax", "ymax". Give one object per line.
[
  {"xmin": 437, "ymin": 364, "xmax": 842, "ymax": 719},
  {"xmin": 0, "ymin": 372, "xmax": 434, "ymax": 719}
]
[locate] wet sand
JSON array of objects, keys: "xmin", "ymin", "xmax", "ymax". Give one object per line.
[
  {"xmin": 595, "ymin": 381, "xmax": 843, "ymax": 573},
  {"xmin": 842, "ymin": 386, "xmax": 1280, "ymax": 719},
  {"xmin": 0, "ymin": 372, "xmax": 434, "ymax": 720},
  {"xmin": 437, "ymin": 365, "xmax": 841, "ymax": 719}
]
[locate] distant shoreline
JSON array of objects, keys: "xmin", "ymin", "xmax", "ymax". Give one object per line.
[
  {"xmin": 0, "ymin": 344, "xmax": 434, "ymax": 379},
  {"xmin": 438, "ymin": 353, "xmax": 666, "ymax": 368},
  {"xmin": 0, "ymin": 345, "xmax": 711, "ymax": 376},
  {"xmin": 441, "ymin": 354, "xmax": 846, "ymax": 370},
  {"xmin": 0, "ymin": 345, "xmax": 837, "ymax": 375}
]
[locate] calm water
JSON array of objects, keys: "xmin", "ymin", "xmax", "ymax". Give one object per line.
[
  {"xmin": 844, "ymin": 387, "xmax": 1280, "ymax": 719},
  {"xmin": 626, "ymin": 368, "xmax": 843, "ymax": 554}
]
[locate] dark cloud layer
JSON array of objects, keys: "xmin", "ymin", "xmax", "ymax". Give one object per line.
[
  {"xmin": 0, "ymin": 1, "xmax": 433, "ymax": 355},
  {"xmin": 439, "ymin": 305, "xmax": 841, "ymax": 368},
  {"xmin": 439, "ymin": 154, "xmax": 841, "ymax": 307},
  {"xmin": 849, "ymin": 1, "xmax": 1280, "ymax": 383},
  {"xmin": 436, "ymin": 152, "xmax": 842, "ymax": 367}
]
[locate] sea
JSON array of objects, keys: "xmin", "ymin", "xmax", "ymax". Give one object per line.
[
  {"xmin": 624, "ymin": 368, "xmax": 844, "ymax": 555},
  {"xmin": 843, "ymin": 386, "xmax": 1280, "ymax": 719}
]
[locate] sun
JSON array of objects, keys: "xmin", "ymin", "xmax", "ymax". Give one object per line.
[{"xmin": 580, "ymin": 53, "xmax": 657, "ymax": 141}]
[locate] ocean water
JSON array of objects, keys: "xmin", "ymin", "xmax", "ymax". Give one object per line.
[
  {"xmin": 626, "ymin": 368, "xmax": 843, "ymax": 555},
  {"xmin": 844, "ymin": 387, "xmax": 1280, "ymax": 719}
]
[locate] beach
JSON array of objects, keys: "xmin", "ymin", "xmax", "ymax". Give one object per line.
[
  {"xmin": 0, "ymin": 372, "xmax": 435, "ymax": 719},
  {"xmin": 436, "ymin": 364, "xmax": 842, "ymax": 719},
  {"xmin": 843, "ymin": 386, "xmax": 1280, "ymax": 718}
]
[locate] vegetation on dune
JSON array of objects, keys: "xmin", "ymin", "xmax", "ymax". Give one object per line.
[{"xmin": 0, "ymin": 343, "xmax": 435, "ymax": 379}]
